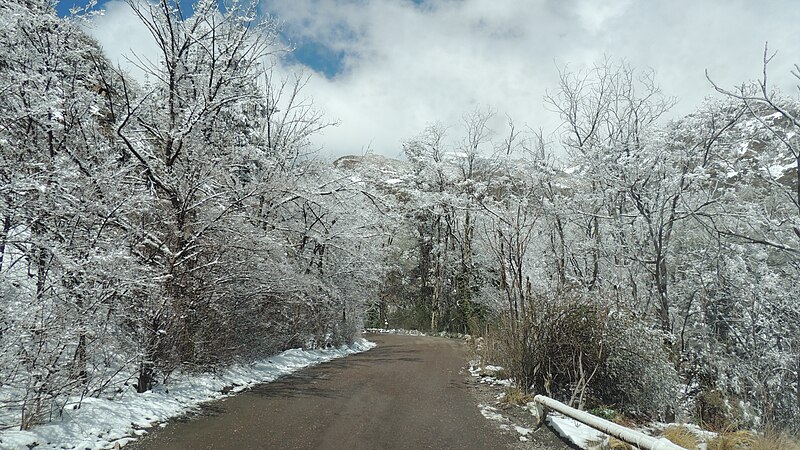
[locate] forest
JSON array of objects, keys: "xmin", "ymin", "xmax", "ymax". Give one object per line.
[{"xmin": 1, "ymin": 0, "xmax": 798, "ymax": 437}]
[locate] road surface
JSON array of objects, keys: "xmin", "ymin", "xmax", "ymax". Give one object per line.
[{"xmin": 130, "ymin": 334, "xmax": 562, "ymax": 449}]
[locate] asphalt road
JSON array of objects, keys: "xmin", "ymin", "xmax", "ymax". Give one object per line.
[{"xmin": 130, "ymin": 334, "xmax": 521, "ymax": 450}]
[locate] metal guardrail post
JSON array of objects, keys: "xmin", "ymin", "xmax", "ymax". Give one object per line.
[
  {"xmin": 533, "ymin": 395, "xmax": 686, "ymax": 450},
  {"xmin": 532, "ymin": 400, "xmax": 549, "ymax": 428}
]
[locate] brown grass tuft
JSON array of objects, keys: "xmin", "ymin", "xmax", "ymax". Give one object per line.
[
  {"xmin": 660, "ymin": 425, "xmax": 700, "ymax": 449},
  {"xmin": 499, "ymin": 386, "xmax": 532, "ymax": 406},
  {"xmin": 604, "ymin": 437, "xmax": 632, "ymax": 449},
  {"xmin": 749, "ymin": 429, "xmax": 800, "ymax": 450},
  {"xmin": 707, "ymin": 430, "xmax": 756, "ymax": 450},
  {"xmin": 611, "ymin": 414, "xmax": 637, "ymax": 429},
  {"xmin": 707, "ymin": 428, "xmax": 800, "ymax": 450}
]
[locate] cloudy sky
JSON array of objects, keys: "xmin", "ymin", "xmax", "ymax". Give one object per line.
[{"xmin": 74, "ymin": 0, "xmax": 800, "ymax": 158}]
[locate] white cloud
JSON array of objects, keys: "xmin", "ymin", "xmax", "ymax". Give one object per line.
[
  {"xmin": 263, "ymin": 0, "xmax": 800, "ymax": 157},
  {"xmin": 85, "ymin": 0, "xmax": 800, "ymax": 158},
  {"xmin": 82, "ymin": 0, "xmax": 160, "ymax": 82},
  {"xmin": 575, "ymin": 0, "xmax": 634, "ymax": 33}
]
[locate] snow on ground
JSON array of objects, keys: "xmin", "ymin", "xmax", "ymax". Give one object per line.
[
  {"xmin": 471, "ymin": 363, "xmax": 537, "ymax": 443},
  {"xmin": 514, "ymin": 425, "xmax": 533, "ymax": 442},
  {"xmin": 468, "ymin": 362, "xmax": 513, "ymax": 387},
  {"xmin": 469, "ymin": 360, "xmax": 714, "ymax": 449},
  {"xmin": 479, "ymin": 403, "xmax": 510, "ymax": 427},
  {"xmin": 364, "ymin": 328, "xmax": 469, "ymax": 339},
  {"xmin": 548, "ymin": 414, "xmax": 607, "ymax": 449},
  {"xmin": 365, "ymin": 327, "xmax": 428, "ymax": 336},
  {"xmin": 0, "ymin": 339, "xmax": 376, "ymax": 450},
  {"xmin": 478, "ymin": 403, "xmax": 532, "ymax": 442},
  {"xmin": 468, "ymin": 361, "xmax": 482, "ymax": 376},
  {"xmin": 480, "ymin": 376, "xmax": 513, "ymax": 387},
  {"xmin": 469, "ymin": 359, "xmax": 608, "ymax": 448}
]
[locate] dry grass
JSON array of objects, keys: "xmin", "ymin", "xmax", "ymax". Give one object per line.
[
  {"xmin": 499, "ymin": 386, "xmax": 532, "ymax": 406},
  {"xmin": 684, "ymin": 426, "xmax": 800, "ymax": 450},
  {"xmin": 611, "ymin": 414, "xmax": 637, "ymax": 429},
  {"xmin": 749, "ymin": 429, "xmax": 800, "ymax": 450},
  {"xmin": 603, "ymin": 437, "xmax": 632, "ymax": 449},
  {"xmin": 660, "ymin": 425, "xmax": 700, "ymax": 450},
  {"xmin": 707, "ymin": 430, "xmax": 756, "ymax": 450}
]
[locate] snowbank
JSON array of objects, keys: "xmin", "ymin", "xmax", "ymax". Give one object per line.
[{"xmin": 0, "ymin": 339, "xmax": 376, "ymax": 450}]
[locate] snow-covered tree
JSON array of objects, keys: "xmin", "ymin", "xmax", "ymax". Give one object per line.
[{"xmin": 0, "ymin": 0, "xmax": 140, "ymax": 428}]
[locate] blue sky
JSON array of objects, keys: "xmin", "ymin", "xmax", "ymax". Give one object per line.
[
  {"xmin": 283, "ymin": 41, "xmax": 345, "ymax": 78},
  {"xmin": 62, "ymin": 0, "xmax": 800, "ymax": 157},
  {"xmin": 57, "ymin": 0, "xmax": 352, "ymax": 78}
]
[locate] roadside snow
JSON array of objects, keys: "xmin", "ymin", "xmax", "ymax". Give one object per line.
[
  {"xmin": 0, "ymin": 339, "xmax": 376, "ymax": 450},
  {"xmin": 548, "ymin": 414, "xmax": 607, "ymax": 449},
  {"xmin": 514, "ymin": 424, "xmax": 533, "ymax": 439},
  {"xmin": 478, "ymin": 403, "xmax": 538, "ymax": 442},
  {"xmin": 468, "ymin": 361, "xmax": 513, "ymax": 387},
  {"xmin": 364, "ymin": 328, "xmax": 469, "ymax": 340},
  {"xmin": 365, "ymin": 327, "xmax": 427, "ymax": 336},
  {"xmin": 479, "ymin": 404, "xmax": 508, "ymax": 424}
]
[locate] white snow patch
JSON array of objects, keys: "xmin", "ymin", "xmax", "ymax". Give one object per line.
[
  {"xmin": 384, "ymin": 178, "xmax": 403, "ymax": 185},
  {"xmin": 548, "ymin": 414, "xmax": 608, "ymax": 449},
  {"xmin": 365, "ymin": 328, "xmax": 469, "ymax": 339},
  {"xmin": 479, "ymin": 404, "xmax": 509, "ymax": 424},
  {"xmin": 0, "ymin": 339, "xmax": 376, "ymax": 450},
  {"xmin": 478, "ymin": 376, "xmax": 513, "ymax": 387},
  {"xmin": 468, "ymin": 361, "xmax": 481, "ymax": 377},
  {"xmin": 468, "ymin": 362, "xmax": 513, "ymax": 387},
  {"xmin": 365, "ymin": 327, "xmax": 427, "ymax": 336},
  {"xmin": 514, "ymin": 425, "xmax": 533, "ymax": 436},
  {"xmin": 479, "ymin": 405, "xmax": 535, "ymax": 440}
]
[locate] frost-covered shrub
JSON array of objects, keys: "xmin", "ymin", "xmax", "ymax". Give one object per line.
[
  {"xmin": 498, "ymin": 294, "xmax": 678, "ymax": 419},
  {"xmin": 594, "ymin": 314, "xmax": 679, "ymax": 418}
]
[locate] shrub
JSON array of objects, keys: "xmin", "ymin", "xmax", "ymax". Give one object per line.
[
  {"xmin": 496, "ymin": 293, "xmax": 678, "ymax": 419},
  {"xmin": 594, "ymin": 314, "xmax": 679, "ymax": 417}
]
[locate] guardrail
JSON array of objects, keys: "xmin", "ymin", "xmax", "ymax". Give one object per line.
[{"xmin": 533, "ymin": 395, "xmax": 686, "ymax": 450}]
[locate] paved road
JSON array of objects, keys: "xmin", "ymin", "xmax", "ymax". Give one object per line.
[{"xmin": 130, "ymin": 334, "xmax": 521, "ymax": 450}]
